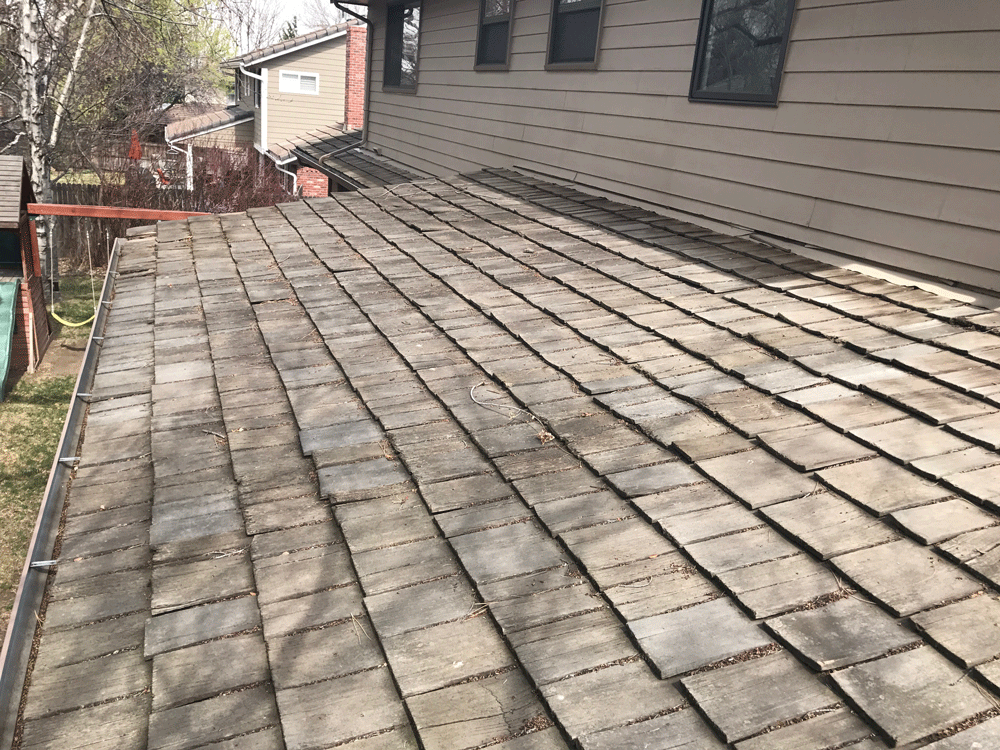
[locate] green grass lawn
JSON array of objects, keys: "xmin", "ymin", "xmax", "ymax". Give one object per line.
[
  {"xmin": 0, "ymin": 377, "xmax": 76, "ymax": 626},
  {"xmin": 49, "ymin": 274, "xmax": 102, "ymax": 344},
  {"xmin": 0, "ymin": 272, "xmax": 99, "ymax": 639}
]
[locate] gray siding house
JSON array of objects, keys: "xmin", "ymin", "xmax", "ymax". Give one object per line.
[{"xmin": 345, "ymin": 0, "xmax": 1000, "ymax": 295}]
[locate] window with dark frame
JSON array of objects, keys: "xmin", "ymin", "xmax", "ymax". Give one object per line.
[
  {"xmin": 690, "ymin": 0, "xmax": 796, "ymax": 104},
  {"xmin": 476, "ymin": 0, "xmax": 513, "ymax": 69},
  {"xmin": 384, "ymin": 0, "xmax": 422, "ymax": 90},
  {"xmin": 547, "ymin": 0, "xmax": 605, "ymax": 67}
]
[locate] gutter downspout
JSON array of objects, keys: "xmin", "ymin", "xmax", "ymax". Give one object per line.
[
  {"xmin": 239, "ymin": 65, "xmax": 296, "ymax": 196},
  {"xmin": 27, "ymin": 308, "xmax": 35, "ymax": 371},
  {"xmin": 166, "ymin": 137, "xmax": 193, "ymax": 191},
  {"xmin": 0, "ymin": 235, "xmax": 123, "ymax": 749},
  {"xmin": 240, "ymin": 66, "xmax": 266, "ymax": 149},
  {"xmin": 333, "ymin": 2, "xmax": 373, "ymax": 144},
  {"xmin": 239, "ymin": 65, "xmax": 263, "ymax": 84},
  {"xmin": 272, "ymin": 159, "xmax": 298, "ymax": 196}
]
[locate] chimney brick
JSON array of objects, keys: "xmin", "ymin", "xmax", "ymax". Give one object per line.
[
  {"xmin": 344, "ymin": 24, "xmax": 367, "ymax": 132},
  {"xmin": 298, "ymin": 166, "xmax": 329, "ymax": 198}
]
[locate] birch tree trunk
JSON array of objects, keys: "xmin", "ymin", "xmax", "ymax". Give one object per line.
[{"xmin": 19, "ymin": 0, "xmax": 58, "ymax": 290}]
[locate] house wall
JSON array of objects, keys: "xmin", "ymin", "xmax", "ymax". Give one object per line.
[
  {"xmin": 10, "ymin": 222, "xmax": 50, "ymax": 374},
  {"xmin": 261, "ymin": 40, "xmax": 349, "ymax": 149},
  {"xmin": 345, "ymin": 25, "xmax": 368, "ymax": 132},
  {"xmin": 10, "ymin": 276, "xmax": 50, "ymax": 374},
  {"xmin": 188, "ymin": 120, "xmax": 255, "ymax": 149},
  {"xmin": 365, "ymin": 0, "xmax": 1000, "ymax": 293},
  {"xmin": 235, "ymin": 71, "xmax": 254, "ymax": 111},
  {"xmin": 234, "ymin": 71, "xmax": 263, "ymax": 146},
  {"xmin": 298, "ymin": 166, "xmax": 330, "ymax": 197}
]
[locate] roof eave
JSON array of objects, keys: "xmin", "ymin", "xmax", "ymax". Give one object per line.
[
  {"xmin": 292, "ymin": 147, "xmax": 365, "ymax": 191},
  {"xmin": 166, "ymin": 114, "xmax": 254, "ymax": 143},
  {"xmin": 222, "ymin": 26, "xmax": 351, "ymax": 70}
]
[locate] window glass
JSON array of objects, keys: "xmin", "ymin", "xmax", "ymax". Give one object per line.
[
  {"xmin": 476, "ymin": 0, "xmax": 512, "ymax": 67},
  {"xmin": 484, "ymin": 0, "xmax": 511, "ymax": 18},
  {"xmin": 279, "ymin": 72, "xmax": 319, "ymax": 95},
  {"xmin": 548, "ymin": 0, "xmax": 603, "ymax": 66},
  {"xmin": 691, "ymin": 0, "xmax": 795, "ymax": 103},
  {"xmin": 385, "ymin": 1, "xmax": 421, "ymax": 89},
  {"xmin": 299, "ymin": 74, "xmax": 318, "ymax": 94}
]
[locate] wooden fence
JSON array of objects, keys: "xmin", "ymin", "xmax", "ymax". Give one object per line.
[
  {"xmin": 50, "ymin": 181, "xmax": 188, "ymax": 269},
  {"xmin": 45, "ymin": 142, "xmax": 293, "ymax": 270}
]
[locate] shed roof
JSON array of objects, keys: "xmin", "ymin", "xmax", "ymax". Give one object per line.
[
  {"xmin": 14, "ymin": 170, "xmax": 1000, "ymax": 750},
  {"xmin": 164, "ymin": 105, "xmax": 253, "ymax": 143},
  {"xmin": 222, "ymin": 20, "xmax": 356, "ymax": 70},
  {"xmin": 272, "ymin": 127, "xmax": 425, "ymax": 188},
  {"xmin": 0, "ymin": 157, "xmax": 34, "ymax": 230}
]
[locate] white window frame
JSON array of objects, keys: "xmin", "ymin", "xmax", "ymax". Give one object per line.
[{"xmin": 279, "ymin": 70, "xmax": 320, "ymax": 95}]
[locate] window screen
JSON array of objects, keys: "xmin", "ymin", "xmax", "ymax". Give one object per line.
[
  {"xmin": 385, "ymin": 1, "xmax": 422, "ymax": 89},
  {"xmin": 548, "ymin": 0, "xmax": 604, "ymax": 66},
  {"xmin": 279, "ymin": 72, "xmax": 319, "ymax": 94},
  {"xmin": 476, "ymin": 0, "xmax": 513, "ymax": 68},
  {"xmin": 690, "ymin": 0, "xmax": 796, "ymax": 104}
]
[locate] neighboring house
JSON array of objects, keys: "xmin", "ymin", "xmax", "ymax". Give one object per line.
[
  {"xmin": 165, "ymin": 21, "xmax": 368, "ymax": 194},
  {"xmin": 340, "ymin": 0, "xmax": 1000, "ymax": 295},
  {"xmin": 161, "ymin": 103, "xmax": 255, "ymax": 151}
]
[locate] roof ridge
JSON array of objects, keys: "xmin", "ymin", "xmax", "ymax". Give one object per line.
[{"xmin": 222, "ymin": 19, "xmax": 358, "ymax": 69}]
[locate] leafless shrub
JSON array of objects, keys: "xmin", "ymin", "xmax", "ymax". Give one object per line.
[{"xmin": 55, "ymin": 144, "xmax": 294, "ymax": 269}]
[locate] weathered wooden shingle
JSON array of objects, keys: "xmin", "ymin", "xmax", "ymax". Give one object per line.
[{"xmin": 16, "ymin": 169, "xmax": 1000, "ymax": 750}]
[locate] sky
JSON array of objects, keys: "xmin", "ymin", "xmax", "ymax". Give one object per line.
[{"xmin": 278, "ymin": 0, "xmax": 360, "ymax": 31}]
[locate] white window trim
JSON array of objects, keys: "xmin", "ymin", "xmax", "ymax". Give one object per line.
[
  {"xmin": 279, "ymin": 70, "xmax": 320, "ymax": 95},
  {"xmin": 260, "ymin": 68, "xmax": 269, "ymax": 150}
]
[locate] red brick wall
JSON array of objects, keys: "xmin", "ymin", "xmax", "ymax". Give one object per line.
[
  {"xmin": 345, "ymin": 25, "xmax": 368, "ymax": 133},
  {"xmin": 8, "ymin": 278, "xmax": 49, "ymax": 375},
  {"xmin": 8, "ymin": 222, "xmax": 52, "ymax": 375},
  {"xmin": 9, "ymin": 283, "xmax": 29, "ymax": 375},
  {"xmin": 298, "ymin": 167, "xmax": 329, "ymax": 198},
  {"xmin": 28, "ymin": 273, "xmax": 51, "ymax": 368}
]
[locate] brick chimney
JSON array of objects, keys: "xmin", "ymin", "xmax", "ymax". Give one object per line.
[
  {"xmin": 344, "ymin": 24, "xmax": 367, "ymax": 133},
  {"xmin": 297, "ymin": 167, "xmax": 329, "ymax": 198}
]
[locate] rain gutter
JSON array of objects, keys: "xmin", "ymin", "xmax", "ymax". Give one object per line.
[{"xmin": 0, "ymin": 231, "xmax": 125, "ymax": 750}]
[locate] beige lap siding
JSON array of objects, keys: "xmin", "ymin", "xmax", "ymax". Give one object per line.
[
  {"xmin": 188, "ymin": 120, "xmax": 255, "ymax": 149},
  {"xmin": 365, "ymin": 0, "xmax": 1000, "ymax": 293},
  {"xmin": 264, "ymin": 42, "xmax": 348, "ymax": 147}
]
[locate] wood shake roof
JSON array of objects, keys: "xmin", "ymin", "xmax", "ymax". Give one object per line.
[
  {"xmin": 0, "ymin": 156, "xmax": 32, "ymax": 229},
  {"xmin": 222, "ymin": 21, "xmax": 357, "ymax": 69},
  {"xmin": 273, "ymin": 127, "xmax": 425, "ymax": 188},
  {"xmin": 13, "ymin": 170, "xmax": 1000, "ymax": 750},
  {"xmin": 163, "ymin": 105, "xmax": 253, "ymax": 142}
]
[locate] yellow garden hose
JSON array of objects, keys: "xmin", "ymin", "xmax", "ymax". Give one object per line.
[{"xmin": 50, "ymin": 309, "xmax": 95, "ymax": 327}]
